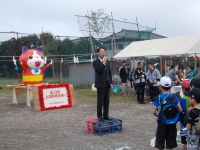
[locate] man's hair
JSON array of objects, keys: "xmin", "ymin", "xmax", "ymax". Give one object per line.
[
  {"xmin": 179, "ymin": 63, "xmax": 185, "ymax": 69},
  {"xmin": 97, "ymin": 47, "xmax": 105, "ymax": 53},
  {"xmin": 189, "ymin": 66, "xmax": 194, "ymax": 70},
  {"xmin": 160, "ymin": 85, "xmax": 171, "ymax": 91},
  {"xmin": 170, "ymin": 65, "xmax": 175, "ymax": 70},
  {"xmin": 125, "ymin": 64, "xmax": 129, "ymax": 66},
  {"xmin": 196, "ymin": 98, "xmax": 200, "ymax": 103},
  {"xmin": 148, "ymin": 62, "xmax": 153, "ymax": 65},
  {"xmin": 138, "ymin": 62, "xmax": 143, "ymax": 66},
  {"xmin": 178, "ymin": 66, "xmax": 183, "ymax": 70}
]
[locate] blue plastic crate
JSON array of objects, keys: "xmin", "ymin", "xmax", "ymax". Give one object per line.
[
  {"xmin": 111, "ymin": 118, "xmax": 122, "ymax": 125},
  {"xmin": 94, "ymin": 126, "xmax": 111, "ymax": 135},
  {"xmin": 111, "ymin": 124, "xmax": 122, "ymax": 133},
  {"xmin": 93, "ymin": 120, "xmax": 113, "ymax": 127}
]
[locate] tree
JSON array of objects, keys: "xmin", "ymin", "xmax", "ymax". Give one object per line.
[
  {"xmin": 84, "ymin": 9, "xmax": 111, "ymax": 38},
  {"xmin": 39, "ymin": 32, "xmax": 54, "ymax": 46}
]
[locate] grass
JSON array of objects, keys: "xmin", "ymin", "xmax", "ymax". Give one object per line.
[
  {"xmin": 0, "ymin": 77, "xmax": 137, "ymax": 102},
  {"xmin": 76, "ymin": 89, "xmax": 137, "ymax": 103}
]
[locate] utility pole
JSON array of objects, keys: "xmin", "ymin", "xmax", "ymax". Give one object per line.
[
  {"xmin": 136, "ymin": 17, "xmax": 140, "ymax": 41},
  {"xmin": 111, "ymin": 12, "xmax": 117, "ymax": 55}
]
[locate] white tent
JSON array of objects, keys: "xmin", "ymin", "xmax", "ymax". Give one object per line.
[{"xmin": 113, "ymin": 35, "xmax": 200, "ymax": 59}]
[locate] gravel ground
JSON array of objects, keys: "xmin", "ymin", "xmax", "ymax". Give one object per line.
[{"xmin": 0, "ymin": 94, "xmax": 182, "ymax": 150}]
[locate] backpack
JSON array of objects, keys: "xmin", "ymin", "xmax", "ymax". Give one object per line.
[
  {"xmin": 158, "ymin": 94, "xmax": 180, "ymax": 125},
  {"xmin": 194, "ymin": 106, "xmax": 200, "ymax": 134}
]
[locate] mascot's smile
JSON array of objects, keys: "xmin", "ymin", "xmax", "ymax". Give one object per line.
[{"xmin": 35, "ymin": 61, "xmax": 41, "ymax": 67}]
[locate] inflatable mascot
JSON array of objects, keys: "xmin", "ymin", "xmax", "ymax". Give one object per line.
[{"xmin": 13, "ymin": 46, "xmax": 52, "ymax": 85}]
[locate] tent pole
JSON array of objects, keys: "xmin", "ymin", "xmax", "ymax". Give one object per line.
[
  {"xmin": 165, "ymin": 59, "xmax": 166, "ymax": 75},
  {"xmin": 131, "ymin": 58, "xmax": 133, "ymax": 70},
  {"xmin": 195, "ymin": 53, "xmax": 197, "ymax": 75},
  {"xmin": 160, "ymin": 56, "xmax": 162, "ymax": 76}
]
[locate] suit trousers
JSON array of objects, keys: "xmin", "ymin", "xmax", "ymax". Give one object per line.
[
  {"xmin": 148, "ymin": 86, "xmax": 159, "ymax": 102},
  {"xmin": 136, "ymin": 84, "xmax": 145, "ymax": 103},
  {"xmin": 96, "ymin": 82, "xmax": 110, "ymax": 118}
]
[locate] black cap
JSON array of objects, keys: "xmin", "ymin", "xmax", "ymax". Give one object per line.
[
  {"xmin": 189, "ymin": 88, "xmax": 200, "ymax": 101},
  {"xmin": 190, "ymin": 77, "xmax": 200, "ymax": 88},
  {"xmin": 122, "ymin": 60, "xmax": 126, "ymax": 63}
]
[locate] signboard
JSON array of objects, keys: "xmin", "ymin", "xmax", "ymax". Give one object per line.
[{"xmin": 38, "ymin": 84, "xmax": 72, "ymax": 111}]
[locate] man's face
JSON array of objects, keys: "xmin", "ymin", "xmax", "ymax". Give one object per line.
[
  {"xmin": 123, "ymin": 62, "xmax": 126, "ymax": 66},
  {"xmin": 148, "ymin": 64, "xmax": 153, "ymax": 70},
  {"xmin": 178, "ymin": 68, "xmax": 183, "ymax": 73},
  {"xmin": 98, "ymin": 48, "xmax": 105, "ymax": 59},
  {"xmin": 189, "ymin": 97, "xmax": 195, "ymax": 104},
  {"xmin": 138, "ymin": 63, "xmax": 144, "ymax": 68},
  {"xmin": 125, "ymin": 65, "xmax": 129, "ymax": 69}
]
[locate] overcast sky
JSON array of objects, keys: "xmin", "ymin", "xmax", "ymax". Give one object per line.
[{"xmin": 0, "ymin": 0, "xmax": 200, "ymax": 42}]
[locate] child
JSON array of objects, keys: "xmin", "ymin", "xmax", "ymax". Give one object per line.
[
  {"xmin": 179, "ymin": 79, "xmax": 192, "ymax": 150},
  {"xmin": 186, "ymin": 88, "xmax": 200, "ymax": 149},
  {"xmin": 190, "ymin": 77, "xmax": 200, "ymax": 89},
  {"xmin": 152, "ymin": 76, "xmax": 182, "ymax": 150}
]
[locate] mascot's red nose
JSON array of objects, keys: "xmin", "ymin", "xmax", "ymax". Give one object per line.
[{"xmin": 35, "ymin": 61, "xmax": 41, "ymax": 67}]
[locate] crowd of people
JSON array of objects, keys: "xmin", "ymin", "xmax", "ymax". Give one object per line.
[
  {"xmin": 118, "ymin": 61, "xmax": 196, "ymax": 103},
  {"xmin": 118, "ymin": 61, "xmax": 200, "ymax": 150}
]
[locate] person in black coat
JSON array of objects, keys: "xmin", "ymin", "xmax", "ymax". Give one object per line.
[
  {"xmin": 93, "ymin": 47, "xmax": 113, "ymax": 122},
  {"xmin": 119, "ymin": 64, "xmax": 131, "ymax": 96},
  {"xmin": 134, "ymin": 62, "xmax": 146, "ymax": 104}
]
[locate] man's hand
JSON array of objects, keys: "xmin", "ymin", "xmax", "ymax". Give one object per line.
[
  {"xmin": 103, "ymin": 56, "xmax": 107, "ymax": 65},
  {"xmin": 110, "ymin": 84, "xmax": 113, "ymax": 90}
]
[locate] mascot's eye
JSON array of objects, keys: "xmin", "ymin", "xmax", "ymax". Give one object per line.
[
  {"xmin": 41, "ymin": 56, "xmax": 44, "ymax": 59},
  {"xmin": 28, "ymin": 56, "xmax": 33, "ymax": 59}
]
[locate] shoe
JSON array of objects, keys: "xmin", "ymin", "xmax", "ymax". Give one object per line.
[
  {"xmin": 141, "ymin": 102, "xmax": 146, "ymax": 104},
  {"xmin": 103, "ymin": 116, "xmax": 112, "ymax": 120},
  {"xmin": 98, "ymin": 117, "xmax": 104, "ymax": 122},
  {"xmin": 138, "ymin": 102, "xmax": 142, "ymax": 104},
  {"xmin": 150, "ymin": 102, "xmax": 153, "ymax": 104}
]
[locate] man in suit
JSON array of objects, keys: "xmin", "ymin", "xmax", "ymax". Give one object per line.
[
  {"xmin": 93, "ymin": 47, "xmax": 113, "ymax": 122},
  {"xmin": 119, "ymin": 63, "xmax": 131, "ymax": 96}
]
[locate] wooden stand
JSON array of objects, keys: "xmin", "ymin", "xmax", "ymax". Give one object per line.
[
  {"xmin": 7, "ymin": 84, "xmax": 76, "ymax": 111},
  {"xmin": 7, "ymin": 85, "xmax": 33, "ymax": 107}
]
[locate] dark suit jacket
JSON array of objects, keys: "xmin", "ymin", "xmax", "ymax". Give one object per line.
[
  {"xmin": 119, "ymin": 67, "xmax": 130, "ymax": 83},
  {"xmin": 93, "ymin": 58, "xmax": 112, "ymax": 88}
]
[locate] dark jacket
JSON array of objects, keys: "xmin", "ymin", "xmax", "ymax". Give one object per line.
[
  {"xmin": 134, "ymin": 68, "xmax": 146, "ymax": 85},
  {"xmin": 93, "ymin": 58, "xmax": 112, "ymax": 88},
  {"xmin": 119, "ymin": 67, "xmax": 130, "ymax": 83}
]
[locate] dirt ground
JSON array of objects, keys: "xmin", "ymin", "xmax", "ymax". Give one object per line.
[{"xmin": 0, "ymin": 94, "xmax": 182, "ymax": 150}]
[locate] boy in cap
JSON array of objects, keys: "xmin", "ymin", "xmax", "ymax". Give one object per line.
[
  {"xmin": 179, "ymin": 79, "xmax": 192, "ymax": 150},
  {"xmin": 152, "ymin": 76, "xmax": 182, "ymax": 150},
  {"xmin": 190, "ymin": 77, "xmax": 200, "ymax": 89},
  {"xmin": 186, "ymin": 88, "xmax": 200, "ymax": 149}
]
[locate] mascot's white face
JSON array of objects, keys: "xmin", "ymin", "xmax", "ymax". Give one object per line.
[{"xmin": 27, "ymin": 51, "xmax": 45, "ymax": 69}]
